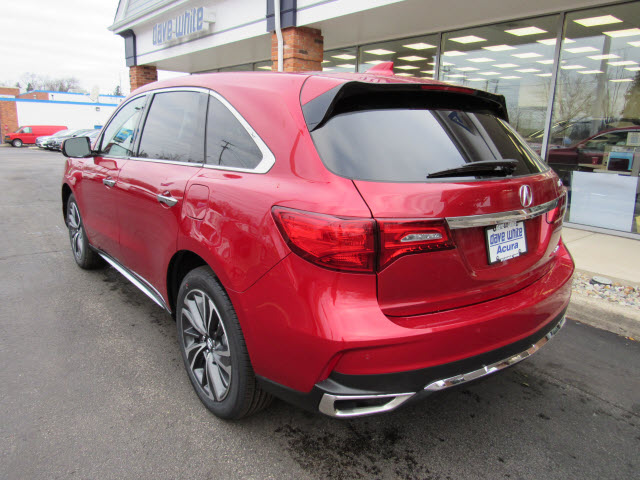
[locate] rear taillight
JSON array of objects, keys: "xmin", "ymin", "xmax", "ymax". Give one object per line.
[
  {"xmin": 546, "ymin": 192, "xmax": 567, "ymax": 226},
  {"xmin": 272, "ymin": 207, "xmax": 456, "ymax": 273},
  {"xmin": 272, "ymin": 207, "xmax": 376, "ymax": 273},
  {"xmin": 378, "ymin": 219, "xmax": 455, "ymax": 270}
]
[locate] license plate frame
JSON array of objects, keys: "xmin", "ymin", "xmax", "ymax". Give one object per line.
[{"xmin": 485, "ymin": 221, "xmax": 528, "ymax": 264}]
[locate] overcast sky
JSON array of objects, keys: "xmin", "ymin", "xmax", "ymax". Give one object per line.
[{"xmin": 0, "ymin": 0, "xmax": 182, "ymax": 96}]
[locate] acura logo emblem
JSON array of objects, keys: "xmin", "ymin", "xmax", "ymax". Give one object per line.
[{"xmin": 519, "ymin": 185, "xmax": 533, "ymax": 208}]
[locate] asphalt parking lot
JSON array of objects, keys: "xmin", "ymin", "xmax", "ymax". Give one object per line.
[{"xmin": 1, "ymin": 146, "xmax": 639, "ymax": 480}]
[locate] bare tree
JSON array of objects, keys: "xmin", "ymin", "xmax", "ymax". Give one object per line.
[
  {"xmin": 622, "ymin": 71, "xmax": 640, "ymax": 121},
  {"xmin": 19, "ymin": 72, "xmax": 82, "ymax": 92}
]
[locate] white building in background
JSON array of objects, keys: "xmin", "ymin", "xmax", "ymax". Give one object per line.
[{"xmin": 0, "ymin": 90, "xmax": 125, "ymax": 133}]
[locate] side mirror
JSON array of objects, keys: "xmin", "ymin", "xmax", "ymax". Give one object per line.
[{"xmin": 62, "ymin": 136, "xmax": 93, "ymax": 158}]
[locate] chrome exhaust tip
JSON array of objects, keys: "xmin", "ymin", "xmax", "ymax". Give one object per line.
[{"xmin": 318, "ymin": 392, "xmax": 415, "ymax": 418}]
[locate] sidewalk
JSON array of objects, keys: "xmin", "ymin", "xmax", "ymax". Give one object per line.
[
  {"xmin": 563, "ymin": 227, "xmax": 640, "ymax": 339},
  {"xmin": 563, "ymin": 227, "xmax": 640, "ymax": 285}
]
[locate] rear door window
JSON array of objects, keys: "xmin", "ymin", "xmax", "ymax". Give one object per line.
[
  {"xmin": 311, "ymin": 108, "xmax": 546, "ymax": 182},
  {"xmin": 137, "ymin": 91, "xmax": 208, "ymax": 163}
]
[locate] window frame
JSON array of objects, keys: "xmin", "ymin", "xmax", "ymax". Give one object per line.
[
  {"xmin": 202, "ymin": 90, "xmax": 275, "ymax": 174},
  {"xmin": 96, "ymin": 93, "xmax": 149, "ymax": 158},
  {"xmin": 135, "ymin": 89, "xmax": 209, "ymax": 165},
  {"xmin": 104, "ymin": 86, "xmax": 275, "ymax": 174}
]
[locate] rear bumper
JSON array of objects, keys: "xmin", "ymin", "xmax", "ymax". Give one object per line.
[
  {"xmin": 259, "ymin": 310, "xmax": 566, "ymax": 417},
  {"xmin": 236, "ymin": 241, "xmax": 573, "ymax": 411}
]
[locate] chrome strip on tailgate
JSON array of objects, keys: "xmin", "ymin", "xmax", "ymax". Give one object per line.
[{"xmin": 446, "ymin": 198, "xmax": 558, "ymax": 229}]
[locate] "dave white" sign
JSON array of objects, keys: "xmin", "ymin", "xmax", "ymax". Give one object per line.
[{"xmin": 153, "ymin": 7, "xmax": 212, "ymax": 46}]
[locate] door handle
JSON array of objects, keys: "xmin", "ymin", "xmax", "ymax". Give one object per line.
[
  {"xmin": 103, "ymin": 178, "xmax": 116, "ymax": 187},
  {"xmin": 157, "ymin": 193, "xmax": 178, "ymax": 207}
]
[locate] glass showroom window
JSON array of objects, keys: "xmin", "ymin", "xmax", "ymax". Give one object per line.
[
  {"xmin": 358, "ymin": 34, "xmax": 439, "ymax": 78},
  {"xmin": 254, "ymin": 60, "xmax": 272, "ymax": 71},
  {"xmin": 546, "ymin": 2, "xmax": 640, "ymax": 235},
  {"xmin": 323, "ymin": 47, "xmax": 358, "ymax": 73},
  {"xmin": 219, "ymin": 63, "xmax": 254, "ymax": 72},
  {"xmin": 440, "ymin": 15, "xmax": 559, "ymax": 149}
]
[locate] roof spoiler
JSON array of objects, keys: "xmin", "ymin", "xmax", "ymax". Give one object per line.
[{"xmin": 302, "ymin": 81, "xmax": 509, "ymax": 132}]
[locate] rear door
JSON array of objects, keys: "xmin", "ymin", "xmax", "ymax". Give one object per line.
[
  {"xmin": 308, "ymin": 85, "xmax": 565, "ymax": 316},
  {"xmin": 115, "ymin": 89, "xmax": 209, "ymax": 291},
  {"xmin": 77, "ymin": 95, "xmax": 147, "ymax": 258}
]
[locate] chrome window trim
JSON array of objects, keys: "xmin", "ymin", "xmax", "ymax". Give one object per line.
[
  {"xmin": 129, "ymin": 157, "xmax": 202, "ymax": 167},
  {"xmin": 446, "ymin": 197, "xmax": 559, "ymax": 229},
  {"xmin": 203, "ymin": 90, "xmax": 276, "ymax": 174}
]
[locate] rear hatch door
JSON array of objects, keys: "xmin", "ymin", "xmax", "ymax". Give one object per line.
[{"xmin": 305, "ymin": 80, "xmax": 565, "ymax": 316}]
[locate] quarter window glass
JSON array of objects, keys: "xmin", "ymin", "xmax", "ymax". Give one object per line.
[
  {"xmin": 206, "ymin": 97, "xmax": 262, "ymax": 169},
  {"xmin": 100, "ymin": 96, "xmax": 146, "ymax": 157},
  {"xmin": 138, "ymin": 92, "xmax": 208, "ymax": 163}
]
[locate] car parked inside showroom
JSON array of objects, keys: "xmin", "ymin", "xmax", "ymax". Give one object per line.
[
  {"xmin": 546, "ymin": 126, "xmax": 640, "ymax": 185},
  {"xmin": 61, "ymin": 65, "xmax": 573, "ymax": 419}
]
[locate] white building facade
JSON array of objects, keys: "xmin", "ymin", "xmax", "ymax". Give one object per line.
[{"xmin": 109, "ymin": 0, "xmax": 640, "ymax": 237}]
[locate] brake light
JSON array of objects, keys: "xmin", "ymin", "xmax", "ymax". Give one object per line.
[
  {"xmin": 272, "ymin": 207, "xmax": 376, "ymax": 273},
  {"xmin": 546, "ymin": 192, "xmax": 567, "ymax": 226},
  {"xmin": 272, "ymin": 207, "xmax": 456, "ymax": 273},
  {"xmin": 378, "ymin": 219, "xmax": 455, "ymax": 270}
]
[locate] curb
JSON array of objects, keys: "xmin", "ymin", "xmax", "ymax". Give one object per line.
[{"xmin": 567, "ymin": 295, "xmax": 640, "ymax": 339}]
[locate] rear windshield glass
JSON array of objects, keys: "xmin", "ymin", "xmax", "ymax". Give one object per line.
[{"xmin": 311, "ymin": 109, "xmax": 546, "ymax": 182}]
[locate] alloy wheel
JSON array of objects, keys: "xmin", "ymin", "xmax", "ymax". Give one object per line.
[
  {"xmin": 181, "ymin": 289, "xmax": 232, "ymax": 401},
  {"xmin": 67, "ymin": 202, "xmax": 84, "ymax": 260}
]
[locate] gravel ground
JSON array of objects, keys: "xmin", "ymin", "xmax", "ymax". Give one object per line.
[{"xmin": 571, "ymin": 271, "xmax": 640, "ymax": 309}]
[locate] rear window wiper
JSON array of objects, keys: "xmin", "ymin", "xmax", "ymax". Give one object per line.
[{"xmin": 427, "ymin": 159, "xmax": 518, "ymax": 179}]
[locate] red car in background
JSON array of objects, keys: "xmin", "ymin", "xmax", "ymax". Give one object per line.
[
  {"xmin": 61, "ymin": 67, "xmax": 573, "ymax": 419},
  {"xmin": 546, "ymin": 126, "xmax": 640, "ymax": 184},
  {"xmin": 5, "ymin": 125, "xmax": 67, "ymax": 147}
]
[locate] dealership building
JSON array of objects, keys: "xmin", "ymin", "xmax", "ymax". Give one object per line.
[{"xmin": 109, "ymin": 0, "xmax": 640, "ymax": 237}]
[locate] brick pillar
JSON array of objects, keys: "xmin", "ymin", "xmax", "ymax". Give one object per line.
[
  {"xmin": 0, "ymin": 100, "xmax": 19, "ymax": 138},
  {"xmin": 129, "ymin": 65, "xmax": 158, "ymax": 91},
  {"xmin": 271, "ymin": 27, "xmax": 323, "ymax": 72}
]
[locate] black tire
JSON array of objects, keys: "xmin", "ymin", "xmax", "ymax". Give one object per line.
[
  {"xmin": 176, "ymin": 266, "xmax": 272, "ymax": 419},
  {"xmin": 12, "ymin": 139, "xmax": 22, "ymax": 148},
  {"xmin": 65, "ymin": 194, "xmax": 104, "ymax": 269}
]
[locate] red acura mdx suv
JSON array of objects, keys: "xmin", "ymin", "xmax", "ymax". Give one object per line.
[{"xmin": 61, "ymin": 66, "xmax": 573, "ymax": 419}]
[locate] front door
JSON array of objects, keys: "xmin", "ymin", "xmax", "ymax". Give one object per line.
[{"xmin": 78, "ymin": 95, "xmax": 147, "ymax": 259}]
